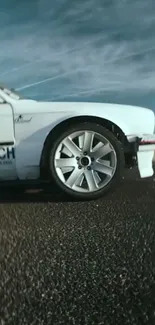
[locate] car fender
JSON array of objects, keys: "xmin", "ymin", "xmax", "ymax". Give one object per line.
[
  {"xmin": 13, "ymin": 101, "xmax": 154, "ymax": 180},
  {"xmin": 40, "ymin": 101, "xmax": 155, "ymax": 137}
]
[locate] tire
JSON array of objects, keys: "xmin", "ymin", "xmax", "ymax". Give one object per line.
[{"xmin": 46, "ymin": 122, "xmax": 124, "ymax": 200}]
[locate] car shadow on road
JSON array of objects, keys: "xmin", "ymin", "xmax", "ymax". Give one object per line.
[
  {"xmin": 0, "ymin": 168, "xmax": 154, "ymax": 204},
  {"xmin": 0, "ymin": 183, "xmax": 72, "ymax": 204}
]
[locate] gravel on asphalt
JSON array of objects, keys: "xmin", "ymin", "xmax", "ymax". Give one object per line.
[{"xmin": 0, "ymin": 168, "xmax": 155, "ymax": 325}]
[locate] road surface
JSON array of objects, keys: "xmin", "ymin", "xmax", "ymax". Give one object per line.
[{"xmin": 1, "ymin": 168, "xmax": 155, "ymax": 325}]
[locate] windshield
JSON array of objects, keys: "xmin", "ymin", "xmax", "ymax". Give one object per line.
[{"xmin": 0, "ymin": 84, "xmax": 24, "ymax": 100}]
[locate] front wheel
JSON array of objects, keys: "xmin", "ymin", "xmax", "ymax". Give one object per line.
[{"xmin": 47, "ymin": 122, "xmax": 124, "ymax": 200}]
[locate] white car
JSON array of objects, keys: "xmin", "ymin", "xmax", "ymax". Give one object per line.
[{"xmin": 0, "ymin": 83, "xmax": 155, "ymax": 200}]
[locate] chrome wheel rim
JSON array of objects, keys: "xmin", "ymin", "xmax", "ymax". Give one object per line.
[{"xmin": 52, "ymin": 130, "xmax": 117, "ymax": 193}]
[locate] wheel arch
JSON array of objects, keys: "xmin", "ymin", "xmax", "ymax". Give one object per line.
[{"xmin": 40, "ymin": 115, "xmax": 127, "ymax": 178}]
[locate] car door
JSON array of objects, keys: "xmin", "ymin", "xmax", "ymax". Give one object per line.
[{"xmin": 0, "ymin": 99, "xmax": 17, "ymax": 180}]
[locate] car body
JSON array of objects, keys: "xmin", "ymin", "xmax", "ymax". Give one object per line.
[{"xmin": 0, "ymin": 83, "xmax": 155, "ymax": 200}]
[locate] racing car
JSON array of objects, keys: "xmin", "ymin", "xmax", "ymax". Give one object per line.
[{"xmin": 0, "ymin": 83, "xmax": 155, "ymax": 200}]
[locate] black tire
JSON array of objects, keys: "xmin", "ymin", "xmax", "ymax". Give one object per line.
[{"xmin": 46, "ymin": 122, "xmax": 125, "ymax": 200}]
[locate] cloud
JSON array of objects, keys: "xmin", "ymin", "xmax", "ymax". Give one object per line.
[{"xmin": 0, "ymin": 0, "xmax": 155, "ymax": 102}]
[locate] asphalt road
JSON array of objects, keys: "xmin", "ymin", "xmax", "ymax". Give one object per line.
[{"xmin": 1, "ymin": 168, "xmax": 155, "ymax": 325}]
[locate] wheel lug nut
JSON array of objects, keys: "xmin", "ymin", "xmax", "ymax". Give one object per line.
[
  {"xmin": 83, "ymin": 152, "xmax": 87, "ymax": 155},
  {"xmin": 78, "ymin": 166, "xmax": 82, "ymax": 169},
  {"xmin": 87, "ymin": 166, "xmax": 91, "ymax": 170},
  {"xmin": 76, "ymin": 157, "xmax": 80, "ymax": 160}
]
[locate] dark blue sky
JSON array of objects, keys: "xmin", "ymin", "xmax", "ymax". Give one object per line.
[{"xmin": 0, "ymin": 0, "xmax": 155, "ymax": 109}]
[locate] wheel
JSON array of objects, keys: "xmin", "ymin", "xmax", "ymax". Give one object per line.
[{"xmin": 47, "ymin": 122, "xmax": 124, "ymax": 200}]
